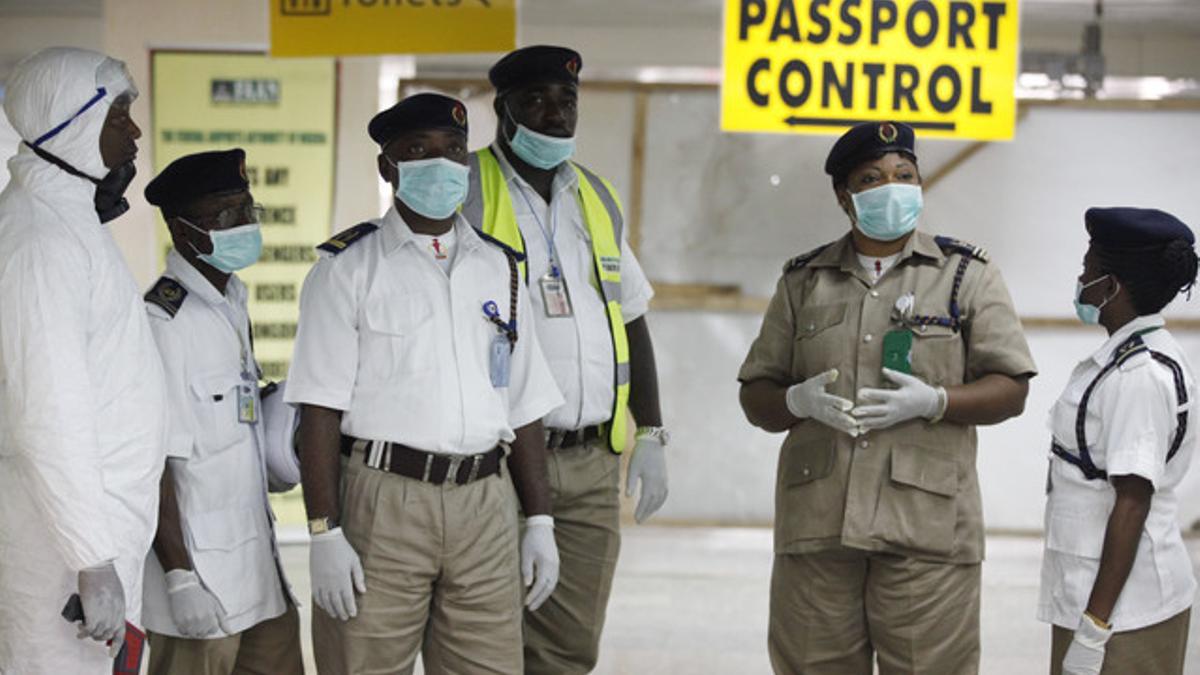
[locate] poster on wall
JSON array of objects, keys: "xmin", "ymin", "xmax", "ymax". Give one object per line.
[
  {"xmin": 152, "ymin": 51, "xmax": 336, "ymax": 380},
  {"xmin": 721, "ymin": 0, "xmax": 1021, "ymax": 140}
]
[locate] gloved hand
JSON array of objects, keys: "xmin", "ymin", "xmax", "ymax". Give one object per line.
[
  {"xmin": 626, "ymin": 436, "xmax": 668, "ymax": 523},
  {"xmin": 1062, "ymin": 614, "xmax": 1111, "ymax": 675},
  {"xmin": 520, "ymin": 516, "xmax": 560, "ymax": 612},
  {"xmin": 852, "ymin": 368, "xmax": 946, "ymax": 432},
  {"xmin": 310, "ymin": 528, "xmax": 366, "ymax": 621},
  {"xmin": 165, "ymin": 569, "xmax": 228, "ymax": 638},
  {"xmin": 77, "ymin": 562, "xmax": 125, "ymax": 650},
  {"xmin": 785, "ymin": 369, "xmax": 861, "ymax": 437}
]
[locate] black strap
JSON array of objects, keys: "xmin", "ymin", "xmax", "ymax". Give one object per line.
[
  {"xmin": 486, "ymin": 251, "xmax": 520, "ymax": 353},
  {"xmin": 23, "ymin": 141, "xmax": 100, "ymax": 185},
  {"xmin": 908, "ymin": 256, "xmax": 972, "ymax": 333},
  {"xmin": 1054, "ymin": 328, "xmax": 1189, "ymax": 481}
]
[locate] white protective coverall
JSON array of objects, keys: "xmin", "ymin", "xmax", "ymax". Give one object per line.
[{"xmin": 0, "ymin": 48, "xmax": 167, "ymax": 674}]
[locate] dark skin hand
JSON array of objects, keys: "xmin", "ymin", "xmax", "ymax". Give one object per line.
[
  {"xmin": 493, "ymin": 81, "xmax": 578, "ymax": 203},
  {"xmin": 166, "ymin": 189, "xmax": 256, "ymax": 295},
  {"xmin": 377, "ymin": 128, "xmax": 468, "ymax": 236},
  {"xmin": 1086, "ymin": 474, "xmax": 1154, "ymax": 623},
  {"xmin": 151, "ymin": 463, "xmax": 191, "ymax": 571},
  {"xmin": 298, "ymin": 404, "xmax": 344, "ymax": 524},
  {"xmin": 98, "ymin": 93, "xmax": 139, "ymax": 170},
  {"xmin": 739, "ymin": 151, "xmax": 1029, "ymax": 432}
]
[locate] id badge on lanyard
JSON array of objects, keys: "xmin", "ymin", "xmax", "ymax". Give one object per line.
[
  {"xmin": 539, "ymin": 270, "xmax": 573, "ymax": 318},
  {"xmin": 237, "ymin": 372, "xmax": 257, "ymax": 424}
]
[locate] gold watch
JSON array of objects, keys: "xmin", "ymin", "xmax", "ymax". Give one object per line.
[{"xmin": 307, "ymin": 516, "xmax": 337, "ymax": 536}]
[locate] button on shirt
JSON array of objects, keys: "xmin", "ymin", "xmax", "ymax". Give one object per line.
[
  {"xmin": 492, "ymin": 146, "xmax": 654, "ymax": 430},
  {"xmin": 141, "ymin": 249, "xmax": 289, "ymax": 638},
  {"xmin": 1039, "ymin": 314, "xmax": 1197, "ymax": 631},
  {"xmin": 286, "ymin": 209, "xmax": 562, "ymax": 455}
]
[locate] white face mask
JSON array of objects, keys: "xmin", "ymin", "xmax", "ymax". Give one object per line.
[{"xmin": 504, "ymin": 105, "xmax": 575, "ymax": 170}]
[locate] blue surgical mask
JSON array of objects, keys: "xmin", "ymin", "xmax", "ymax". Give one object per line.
[
  {"xmin": 392, "ymin": 157, "xmax": 469, "ymax": 219},
  {"xmin": 1074, "ymin": 275, "xmax": 1116, "ymax": 325},
  {"xmin": 505, "ymin": 107, "xmax": 575, "ymax": 170},
  {"xmin": 850, "ymin": 183, "xmax": 923, "ymax": 242},
  {"xmin": 183, "ymin": 220, "xmax": 263, "ymax": 273}
]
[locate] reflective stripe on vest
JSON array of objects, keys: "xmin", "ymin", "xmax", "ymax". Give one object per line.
[{"xmin": 464, "ymin": 147, "xmax": 631, "ymax": 454}]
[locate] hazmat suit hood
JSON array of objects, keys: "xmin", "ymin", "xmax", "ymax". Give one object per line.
[{"xmin": 2, "ymin": 47, "xmax": 138, "ymax": 219}]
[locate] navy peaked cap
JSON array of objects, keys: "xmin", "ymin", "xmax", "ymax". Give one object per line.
[
  {"xmin": 824, "ymin": 121, "xmax": 916, "ymax": 179},
  {"xmin": 1087, "ymin": 207, "xmax": 1195, "ymax": 248},
  {"xmin": 368, "ymin": 93, "xmax": 468, "ymax": 147},
  {"xmin": 489, "ymin": 45, "xmax": 582, "ymax": 93},
  {"xmin": 145, "ymin": 148, "xmax": 249, "ymax": 210}
]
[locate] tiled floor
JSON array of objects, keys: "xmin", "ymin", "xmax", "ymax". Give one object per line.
[{"xmin": 279, "ymin": 527, "xmax": 1200, "ymax": 674}]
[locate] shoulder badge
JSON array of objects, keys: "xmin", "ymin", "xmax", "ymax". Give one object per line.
[
  {"xmin": 1114, "ymin": 334, "xmax": 1150, "ymax": 370},
  {"xmin": 934, "ymin": 236, "xmax": 989, "ymax": 262},
  {"xmin": 474, "ymin": 227, "xmax": 527, "ymax": 263},
  {"xmin": 784, "ymin": 244, "xmax": 831, "ymax": 273},
  {"xmin": 144, "ymin": 276, "xmax": 187, "ymax": 318},
  {"xmin": 317, "ymin": 221, "xmax": 380, "ymax": 256}
]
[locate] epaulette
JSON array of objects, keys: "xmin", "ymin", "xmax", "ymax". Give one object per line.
[
  {"xmin": 144, "ymin": 276, "xmax": 187, "ymax": 318},
  {"xmin": 784, "ymin": 244, "xmax": 831, "ymax": 273},
  {"xmin": 935, "ymin": 236, "xmax": 989, "ymax": 262},
  {"xmin": 1114, "ymin": 334, "xmax": 1150, "ymax": 370},
  {"xmin": 317, "ymin": 221, "xmax": 379, "ymax": 256},
  {"xmin": 474, "ymin": 228, "xmax": 527, "ymax": 263}
]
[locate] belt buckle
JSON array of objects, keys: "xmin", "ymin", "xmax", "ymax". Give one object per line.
[
  {"xmin": 546, "ymin": 429, "xmax": 564, "ymax": 450},
  {"xmin": 444, "ymin": 454, "xmax": 464, "ymax": 485}
]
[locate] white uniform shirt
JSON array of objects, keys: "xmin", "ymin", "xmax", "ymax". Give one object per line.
[
  {"xmin": 1039, "ymin": 314, "xmax": 1197, "ymax": 631},
  {"xmin": 286, "ymin": 209, "xmax": 562, "ymax": 455},
  {"xmin": 492, "ymin": 146, "xmax": 654, "ymax": 431},
  {"xmin": 141, "ymin": 250, "xmax": 290, "ymax": 637}
]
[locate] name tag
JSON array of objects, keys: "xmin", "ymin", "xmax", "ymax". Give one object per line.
[
  {"xmin": 600, "ymin": 256, "xmax": 621, "ymax": 274},
  {"xmin": 237, "ymin": 382, "xmax": 257, "ymax": 423},
  {"xmin": 539, "ymin": 274, "xmax": 573, "ymax": 318},
  {"xmin": 489, "ymin": 333, "xmax": 511, "ymax": 388}
]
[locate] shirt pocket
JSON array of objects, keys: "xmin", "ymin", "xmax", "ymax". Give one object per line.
[
  {"xmin": 910, "ymin": 322, "xmax": 965, "ymax": 386},
  {"xmin": 792, "ymin": 302, "xmax": 848, "ymax": 380},
  {"xmin": 186, "ymin": 507, "xmax": 263, "ymax": 616},
  {"xmin": 870, "ymin": 444, "xmax": 958, "ymax": 556},
  {"xmin": 187, "ymin": 372, "xmax": 246, "ymax": 454},
  {"xmin": 360, "ymin": 294, "xmax": 435, "ymax": 379}
]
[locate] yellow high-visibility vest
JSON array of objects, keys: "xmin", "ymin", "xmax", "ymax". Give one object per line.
[{"xmin": 463, "ymin": 147, "xmax": 630, "ymax": 454}]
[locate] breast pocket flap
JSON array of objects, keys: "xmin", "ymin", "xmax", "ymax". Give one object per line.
[
  {"xmin": 795, "ymin": 303, "xmax": 847, "ymax": 340},
  {"xmin": 891, "ymin": 445, "xmax": 957, "ymax": 497}
]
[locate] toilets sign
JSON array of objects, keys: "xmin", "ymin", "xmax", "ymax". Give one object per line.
[{"xmin": 721, "ymin": 0, "xmax": 1021, "ymax": 140}]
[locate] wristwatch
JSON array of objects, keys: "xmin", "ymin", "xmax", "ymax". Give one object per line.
[
  {"xmin": 636, "ymin": 426, "xmax": 671, "ymax": 447},
  {"xmin": 307, "ymin": 516, "xmax": 337, "ymax": 536}
]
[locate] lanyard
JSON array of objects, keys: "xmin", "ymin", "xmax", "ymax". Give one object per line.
[{"xmin": 515, "ymin": 182, "xmax": 563, "ymax": 278}]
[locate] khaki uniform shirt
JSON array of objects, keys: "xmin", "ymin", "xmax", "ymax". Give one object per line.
[{"xmin": 739, "ymin": 232, "xmax": 1037, "ymax": 563}]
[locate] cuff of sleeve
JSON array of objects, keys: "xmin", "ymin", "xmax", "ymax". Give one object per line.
[
  {"xmin": 165, "ymin": 433, "xmax": 193, "ymax": 459},
  {"xmin": 1105, "ymin": 452, "xmax": 1162, "ymax": 489},
  {"xmin": 509, "ymin": 393, "xmax": 564, "ymax": 431},
  {"xmin": 282, "ymin": 384, "xmax": 351, "ymax": 412},
  {"xmin": 525, "ymin": 515, "xmax": 554, "ymax": 529}
]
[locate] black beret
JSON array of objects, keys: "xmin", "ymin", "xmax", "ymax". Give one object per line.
[
  {"xmin": 489, "ymin": 45, "xmax": 581, "ymax": 94},
  {"xmin": 824, "ymin": 121, "xmax": 916, "ymax": 180},
  {"xmin": 1087, "ymin": 207, "xmax": 1195, "ymax": 249},
  {"xmin": 368, "ymin": 93, "xmax": 468, "ymax": 147},
  {"xmin": 145, "ymin": 149, "xmax": 248, "ymax": 210}
]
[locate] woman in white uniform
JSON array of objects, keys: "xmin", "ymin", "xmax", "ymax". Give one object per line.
[{"xmin": 1041, "ymin": 207, "xmax": 1199, "ymax": 675}]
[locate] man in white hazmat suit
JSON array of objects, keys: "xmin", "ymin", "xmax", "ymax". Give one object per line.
[{"xmin": 0, "ymin": 47, "xmax": 167, "ymax": 674}]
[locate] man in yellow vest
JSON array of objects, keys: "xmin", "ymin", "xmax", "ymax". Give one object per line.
[{"xmin": 463, "ymin": 45, "xmax": 670, "ymax": 674}]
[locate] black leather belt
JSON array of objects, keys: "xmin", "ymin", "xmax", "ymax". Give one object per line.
[
  {"xmin": 545, "ymin": 425, "xmax": 604, "ymax": 450},
  {"xmin": 339, "ymin": 436, "xmax": 503, "ymax": 485}
]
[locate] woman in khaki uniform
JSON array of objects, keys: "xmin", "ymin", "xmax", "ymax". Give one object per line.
[{"xmin": 738, "ymin": 121, "xmax": 1037, "ymax": 675}]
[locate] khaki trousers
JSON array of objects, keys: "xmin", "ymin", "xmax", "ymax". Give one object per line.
[
  {"xmin": 1050, "ymin": 608, "xmax": 1190, "ymax": 675},
  {"xmin": 146, "ymin": 604, "xmax": 303, "ymax": 675},
  {"xmin": 523, "ymin": 440, "xmax": 622, "ymax": 675},
  {"xmin": 314, "ymin": 455, "xmax": 523, "ymax": 675},
  {"xmin": 769, "ymin": 548, "xmax": 981, "ymax": 675}
]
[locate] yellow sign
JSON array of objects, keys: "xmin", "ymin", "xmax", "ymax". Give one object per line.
[
  {"xmin": 270, "ymin": 0, "xmax": 516, "ymax": 57},
  {"xmin": 151, "ymin": 52, "xmax": 336, "ymax": 380},
  {"xmin": 722, "ymin": 0, "xmax": 1020, "ymax": 140}
]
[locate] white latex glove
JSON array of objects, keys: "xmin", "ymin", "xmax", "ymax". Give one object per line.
[
  {"xmin": 1062, "ymin": 614, "xmax": 1111, "ymax": 675},
  {"xmin": 77, "ymin": 562, "xmax": 125, "ymax": 650},
  {"xmin": 521, "ymin": 516, "xmax": 560, "ymax": 611},
  {"xmin": 785, "ymin": 369, "xmax": 861, "ymax": 437},
  {"xmin": 626, "ymin": 436, "xmax": 668, "ymax": 523},
  {"xmin": 852, "ymin": 368, "xmax": 945, "ymax": 432},
  {"xmin": 165, "ymin": 569, "xmax": 228, "ymax": 638},
  {"xmin": 309, "ymin": 528, "xmax": 366, "ymax": 621}
]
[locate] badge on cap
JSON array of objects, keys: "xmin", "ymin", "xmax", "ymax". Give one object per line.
[
  {"xmin": 452, "ymin": 103, "xmax": 467, "ymax": 128},
  {"xmin": 878, "ymin": 122, "xmax": 898, "ymax": 143},
  {"xmin": 565, "ymin": 57, "xmax": 580, "ymax": 77}
]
